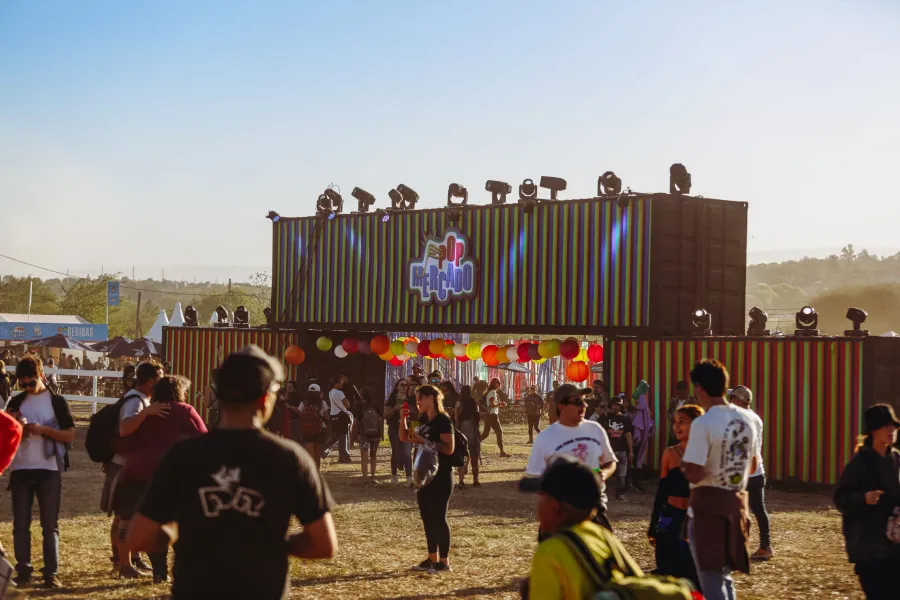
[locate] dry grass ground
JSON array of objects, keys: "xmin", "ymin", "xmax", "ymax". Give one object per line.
[{"xmin": 0, "ymin": 419, "xmax": 863, "ymax": 599}]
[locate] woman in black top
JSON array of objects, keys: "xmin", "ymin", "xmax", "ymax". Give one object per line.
[
  {"xmin": 400, "ymin": 384, "xmax": 455, "ymax": 574},
  {"xmin": 455, "ymin": 385, "xmax": 481, "ymax": 488},
  {"xmin": 835, "ymin": 403, "xmax": 900, "ymax": 600},
  {"xmin": 648, "ymin": 404, "xmax": 703, "ymax": 588}
]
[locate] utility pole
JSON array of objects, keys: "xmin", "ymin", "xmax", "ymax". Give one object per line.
[
  {"xmin": 132, "ymin": 265, "xmax": 135, "ymax": 280},
  {"xmin": 135, "ymin": 292, "xmax": 142, "ymax": 338}
]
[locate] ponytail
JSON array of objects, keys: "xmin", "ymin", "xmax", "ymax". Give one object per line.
[{"xmin": 855, "ymin": 433, "xmax": 874, "ymax": 453}]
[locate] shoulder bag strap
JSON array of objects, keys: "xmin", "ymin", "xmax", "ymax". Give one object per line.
[{"xmin": 557, "ymin": 529, "xmax": 609, "ymax": 589}]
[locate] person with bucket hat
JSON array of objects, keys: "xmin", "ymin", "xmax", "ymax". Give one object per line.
[{"xmin": 835, "ymin": 403, "xmax": 900, "ymax": 600}]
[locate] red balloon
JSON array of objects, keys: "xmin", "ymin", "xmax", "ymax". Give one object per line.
[
  {"xmin": 566, "ymin": 361, "xmax": 590, "ymax": 382},
  {"xmin": 517, "ymin": 343, "xmax": 531, "ymax": 362},
  {"xmin": 342, "ymin": 338, "xmax": 359, "ymax": 353},
  {"xmin": 389, "ymin": 356, "xmax": 404, "ymax": 366},
  {"xmin": 560, "ymin": 338, "xmax": 580, "ymax": 360},
  {"xmin": 457, "ymin": 356, "xmax": 469, "ymax": 362},
  {"xmin": 482, "ymin": 345, "xmax": 499, "ymax": 365},
  {"xmin": 370, "ymin": 335, "xmax": 390, "ymax": 356},
  {"xmin": 527, "ymin": 344, "xmax": 541, "ymax": 361},
  {"xmin": 417, "ymin": 341, "xmax": 432, "ymax": 357},
  {"xmin": 284, "ymin": 345, "xmax": 306, "ymax": 365},
  {"xmin": 587, "ymin": 344, "xmax": 604, "ymax": 363}
]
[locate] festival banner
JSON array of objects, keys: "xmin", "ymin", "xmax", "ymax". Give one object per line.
[{"xmin": 0, "ymin": 322, "xmax": 109, "ymax": 342}]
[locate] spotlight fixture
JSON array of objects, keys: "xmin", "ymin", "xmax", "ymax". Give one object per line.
[
  {"xmin": 669, "ymin": 163, "xmax": 692, "ymax": 195},
  {"xmin": 316, "ymin": 190, "xmax": 341, "ymax": 220},
  {"xmin": 351, "ymin": 187, "xmax": 376, "ymax": 213},
  {"xmin": 233, "ymin": 305, "xmax": 250, "ymax": 329},
  {"xmin": 539, "ymin": 176, "xmax": 567, "ymax": 200},
  {"xmin": 447, "ymin": 183, "xmax": 468, "ymax": 207},
  {"xmin": 184, "ymin": 305, "xmax": 199, "ymax": 327},
  {"xmin": 747, "ymin": 306, "xmax": 770, "ymax": 336},
  {"xmin": 397, "ymin": 184, "xmax": 419, "ymax": 210},
  {"xmin": 485, "ymin": 180, "xmax": 512, "ymax": 205},
  {"xmin": 375, "ymin": 208, "xmax": 391, "ymax": 223},
  {"xmin": 691, "ymin": 308, "xmax": 712, "ymax": 336},
  {"xmin": 844, "ymin": 307, "xmax": 869, "ymax": 337},
  {"xmin": 794, "ymin": 305, "xmax": 821, "ymax": 336},
  {"xmin": 388, "ymin": 188, "xmax": 404, "ymax": 210},
  {"xmin": 263, "ymin": 306, "xmax": 274, "ymax": 328},
  {"xmin": 266, "ymin": 211, "xmax": 281, "ymax": 222},
  {"xmin": 519, "ymin": 178, "xmax": 537, "ymax": 200},
  {"xmin": 213, "ymin": 305, "xmax": 230, "ymax": 328},
  {"xmin": 598, "ymin": 171, "xmax": 622, "ymax": 197}
]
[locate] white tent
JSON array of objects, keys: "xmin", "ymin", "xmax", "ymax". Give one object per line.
[
  {"xmin": 169, "ymin": 302, "xmax": 186, "ymax": 328},
  {"xmin": 209, "ymin": 311, "xmax": 218, "ymax": 325},
  {"xmin": 882, "ymin": 331, "xmax": 899, "ymax": 337},
  {"xmin": 147, "ymin": 309, "xmax": 169, "ymax": 343}
]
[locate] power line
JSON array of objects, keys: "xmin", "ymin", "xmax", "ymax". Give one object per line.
[{"xmin": 0, "ymin": 252, "xmax": 269, "ymax": 299}]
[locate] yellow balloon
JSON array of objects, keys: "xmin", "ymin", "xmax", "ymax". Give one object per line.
[
  {"xmin": 390, "ymin": 340, "xmax": 405, "ymax": 356},
  {"xmin": 466, "ymin": 342, "xmax": 482, "ymax": 360},
  {"xmin": 442, "ymin": 345, "xmax": 455, "ymax": 360},
  {"xmin": 316, "ymin": 336, "xmax": 333, "ymax": 352},
  {"xmin": 378, "ymin": 351, "xmax": 394, "ymax": 361},
  {"xmin": 577, "ymin": 348, "xmax": 589, "ymax": 362},
  {"xmin": 534, "ymin": 357, "xmax": 548, "ymax": 364}
]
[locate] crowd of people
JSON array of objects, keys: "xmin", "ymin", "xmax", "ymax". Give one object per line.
[{"xmin": 0, "ymin": 349, "xmax": 897, "ymax": 599}]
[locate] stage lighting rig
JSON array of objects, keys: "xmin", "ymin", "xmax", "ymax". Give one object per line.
[
  {"xmin": 539, "ymin": 176, "xmax": 567, "ymax": 200},
  {"xmin": 485, "ymin": 180, "xmax": 512, "ymax": 205},
  {"xmin": 692, "ymin": 308, "xmax": 712, "ymax": 336},
  {"xmin": 447, "ymin": 183, "xmax": 468, "ymax": 207},
  {"xmin": 746, "ymin": 307, "xmax": 770, "ymax": 336},
  {"xmin": 397, "ymin": 184, "xmax": 418, "ymax": 210},
  {"xmin": 266, "ymin": 211, "xmax": 281, "ymax": 222},
  {"xmin": 213, "ymin": 305, "xmax": 230, "ymax": 328},
  {"xmin": 794, "ymin": 306, "xmax": 821, "ymax": 337},
  {"xmin": 184, "ymin": 305, "xmax": 199, "ymax": 327},
  {"xmin": 263, "ymin": 307, "xmax": 274, "ymax": 328},
  {"xmin": 844, "ymin": 307, "xmax": 869, "ymax": 337},
  {"xmin": 670, "ymin": 163, "xmax": 692, "ymax": 195},
  {"xmin": 351, "ymin": 187, "xmax": 376, "ymax": 213},
  {"xmin": 233, "ymin": 306, "xmax": 250, "ymax": 329},
  {"xmin": 598, "ymin": 171, "xmax": 622, "ymax": 197},
  {"xmin": 316, "ymin": 188, "xmax": 343, "ymax": 220}
]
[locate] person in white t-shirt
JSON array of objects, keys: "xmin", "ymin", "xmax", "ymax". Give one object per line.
[
  {"xmin": 682, "ymin": 360, "xmax": 759, "ymax": 600},
  {"xmin": 480, "ymin": 378, "xmax": 511, "ymax": 457},
  {"xmin": 323, "ymin": 376, "xmax": 352, "ymax": 463},
  {"xmin": 728, "ymin": 386, "xmax": 772, "ymax": 562},
  {"xmin": 525, "ymin": 384, "xmax": 617, "ymax": 536}
]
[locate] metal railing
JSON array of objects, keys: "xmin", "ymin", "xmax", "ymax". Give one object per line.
[{"xmin": 4, "ymin": 366, "xmax": 123, "ymax": 414}]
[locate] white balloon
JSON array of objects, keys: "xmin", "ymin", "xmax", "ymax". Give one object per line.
[
  {"xmin": 505, "ymin": 346, "xmax": 519, "ymax": 362},
  {"xmin": 453, "ymin": 343, "xmax": 467, "ymax": 357},
  {"xmin": 334, "ymin": 346, "xmax": 348, "ymax": 358},
  {"xmin": 406, "ymin": 341, "xmax": 418, "ymax": 355}
]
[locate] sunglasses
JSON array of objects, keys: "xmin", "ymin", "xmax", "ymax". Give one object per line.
[
  {"xmin": 18, "ymin": 379, "xmax": 37, "ymax": 389},
  {"xmin": 558, "ymin": 397, "xmax": 586, "ymax": 407}
]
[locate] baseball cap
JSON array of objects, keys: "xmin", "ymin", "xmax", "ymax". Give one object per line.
[
  {"xmin": 215, "ymin": 345, "xmax": 285, "ymax": 404},
  {"xmin": 864, "ymin": 403, "xmax": 900, "ymax": 434},
  {"xmin": 308, "ymin": 383, "xmax": 321, "ymax": 392},
  {"xmin": 730, "ymin": 386, "xmax": 752, "ymax": 403},
  {"xmin": 518, "ymin": 455, "xmax": 602, "ymax": 510},
  {"xmin": 554, "ymin": 383, "xmax": 581, "ymax": 402}
]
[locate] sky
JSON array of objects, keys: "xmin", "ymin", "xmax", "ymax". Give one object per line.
[{"xmin": 2, "ymin": 1, "xmax": 899, "ymax": 281}]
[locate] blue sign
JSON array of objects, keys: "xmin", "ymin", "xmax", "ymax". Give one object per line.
[
  {"xmin": 107, "ymin": 281, "xmax": 120, "ymax": 307},
  {"xmin": 408, "ymin": 228, "xmax": 477, "ymax": 306},
  {"xmin": 0, "ymin": 322, "xmax": 109, "ymax": 342}
]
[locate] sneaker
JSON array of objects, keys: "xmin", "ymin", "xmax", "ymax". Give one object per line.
[
  {"xmin": 432, "ymin": 562, "xmax": 452, "ymax": 573},
  {"xmin": 616, "ymin": 494, "xmax": 629, "ymax": 503},
  {"xmin": 751, "ymin": 547, "xmax": 774, "ymax": 561},
  {"xmin": 411, "ymin": 559, "xmax": 433, "ymax": 572},
  {"xmin": 43, "ymin": 575, "xmax": 63, "ymax": 589},
  {"xmin": 391, "ymin": 475, "xmax": 399, "ymax": 485},
  {"xmin": 119, "ymin": 565, "xmax": 143, "ymax": 579},
  {"xmin": 132, "ymin": 556, "xmax": 153, "ymax": 573},
  {"xmin": 472, "ymin": 481, "xmax": 481, "ymax": 487},
  {"xmin": 630, "ymin": 482, "xmax": 645, "ymax": 493},
  {"xmin": 153, "ymin": 575, "xmax": 171, "ymax": 585},
  {"xmin": 12, "ymin": 573, "xmax": 31, "ymax": 587}
]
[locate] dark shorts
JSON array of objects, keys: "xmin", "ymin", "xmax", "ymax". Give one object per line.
[
  {"xmin": 459, "ymin": 420, "xmax": 480, "ymax": 457},
  {"xmin": 101, "ymin": 462, "xmax": 122, "ymax": 514},
  {"xmin": 112, "ymin": 480, "xmax": 148, "ymax": 520}
]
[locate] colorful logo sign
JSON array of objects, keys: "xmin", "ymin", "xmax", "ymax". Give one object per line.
[
  {"xmin": 0, "ymin": 322, "xmax": 109, "ymax": 342},
  {"xmin": 408, "ymin": 228, "xmax": 477, "ymax": 305}
]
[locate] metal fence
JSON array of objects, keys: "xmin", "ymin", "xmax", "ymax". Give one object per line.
[{"xmin": 4, "ymin": 366, "xmax": 122, "ymax": 414}]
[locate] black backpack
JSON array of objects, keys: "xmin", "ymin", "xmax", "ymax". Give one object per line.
[
  {"xmin": 85, "ymin": 392, "xmax": 135, "ymax": 463},
  {"xmin": 450, "ymin": 427, "xmax": 469, "ymax": 467}
]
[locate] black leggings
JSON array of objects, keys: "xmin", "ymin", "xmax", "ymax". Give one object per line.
[
  {"xmin": 417, "ymin": 472, "xmax": 453, "ymax": 559},
  {"xmin": 855, "ymin": 558, "xmax": 900, "ymax": 600},
  {"xmin": 747, "ymin": 475, "xmax": 771, "ymax": 549}
]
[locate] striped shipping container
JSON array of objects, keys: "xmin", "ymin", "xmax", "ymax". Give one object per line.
[
  {"xmin": 163, "ymin": 327, "xmax": 300, "ymax": 419},
  {"xmin": 272, "ymin": 196, "xmax": 652, "ymax": 332},
  {"xmin": 606, "ymin": 337, "xmax": 865, "ymax": 485}
]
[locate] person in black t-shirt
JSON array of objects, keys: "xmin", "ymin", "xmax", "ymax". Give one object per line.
[
  {"xmin": 400, "ymin": 384, "xmax": 455, "ymax": 574},
  {"xmin": 126, "ymin": 345, "xmax": 337, "ymax": 600},
  {"xmin": 599, "ymin": 397, "xmax": 634, "ymax": 501},
  {"xmin": 454, "ymin": 385, "xmax": 481, "ymax": 487}
]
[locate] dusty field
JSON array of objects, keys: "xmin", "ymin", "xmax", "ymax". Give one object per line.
[{"xmin": 0, "ymin": 421, "xmax": 863, "ymax": 599}]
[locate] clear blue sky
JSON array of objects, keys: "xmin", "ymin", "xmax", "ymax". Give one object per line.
[{"xmin": 1, "ymin": 1, "xmax": 899, "ymax": 280}]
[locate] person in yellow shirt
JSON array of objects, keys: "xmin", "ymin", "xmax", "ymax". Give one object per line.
[{"xmin": 519, "ymin": 456, "xmax": 644, "ymax": 600}]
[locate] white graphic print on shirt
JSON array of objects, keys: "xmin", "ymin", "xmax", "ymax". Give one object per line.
[
  {"xmin": 719, "ymin": 418, "xmax": 753, "ymax": 488},
  {"xmin": 199, "ymin": 467, "xmax": 265, "ymax": 518}
]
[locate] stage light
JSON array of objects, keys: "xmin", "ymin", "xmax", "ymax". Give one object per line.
[
  {"xmin": 845, "ymin": 307, "xmax": 868, "ymax": 337},
  {"xmin": 447, "ymin": 183, "xmax": 468, "ymax": 207},
  {"xmin": 397, "ymin": 184, "xmax": 419, "ymax": 210},
  {"xmin": 485, "ymin": 180, "xmax": 511, "ymax": 205},
  {"xmin": 598, "ymin": 171, "xmax": 622, "ymax": 197},
  {"xmin": 519, "ymin": 179, "xmax": 537, "ymax": 200},
  {"xmin": 747, "ymin": 306, "xmax": 770, "ymax": 336},
  {"xmin": 389, "ymin": 188, "xmax": 403, "ymax": 210},
  {"xmin": 794, "ymin": 305, "xmax": 820, "ymax": 336},
  {"xmin": 316, "ymin": 193, "xmax": 337, "ymax": 220},
  {"xmin": 266, "ymin": 211, "xmax": 281, "ymax": 222},
  {"xmin": 184, "ymin": 305, "xmax": 199, "ymax": 327},
  {"xmin": 233, "ymin": 306, "xmax": 250, "ymax": 329},
  {"xmin": 692, "ymin": 308, "xmax": 712, "ymax": 336},
  {"xmin": 352, "ymin": 187, "xmax": 376, "ymax": 213},
  {"xmin": 213, "ymin": 305, "xmax": 230, "ymax": 328},
  {"xmin": 263, "ymin": 307, "xmax": 274, "ymax": 328},
  {"xmin": 670, "ymin": 163, "xmax": 692, "ymax": 195},
  {"xmin": 539, "ymin": 176, "xmax": 567, "ymax": 200},
  {"xmin": 375, "ymin": 208, "xmax": 391, "ymax": 223}
]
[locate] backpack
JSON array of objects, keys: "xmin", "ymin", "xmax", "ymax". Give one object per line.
[
  {"xmin": 298, "ymin": 402, "xmax": 325, "ymax": 437},
  {"xmin": 557, "ymin": 529, "xmax": 697, "ymax": 600},
  {"xmin": 362, "ymin": 406, "xmax": 381, "ymax": 439},
  {"xmin": 450, "ymin": 427, "xmax": 469, "ymax": 467},
  {"xmin": 85, "ymin": 393, "xmax": 136, "ymax": 464}
]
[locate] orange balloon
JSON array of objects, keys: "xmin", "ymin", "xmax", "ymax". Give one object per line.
[
  {"xmin": 566, "ymin": 361, "xmax": 590, "ymax": 382},
  {"xmin": 429, "ymin": 339, "xmax": 446, "ymax": 355},
  {"xmin": 284, "ymin": 345, "xmax": 306, "ymax": 366},
  {"xmin": 370, "ymin": 335, "xmax": 390, "ymax": 356}
]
